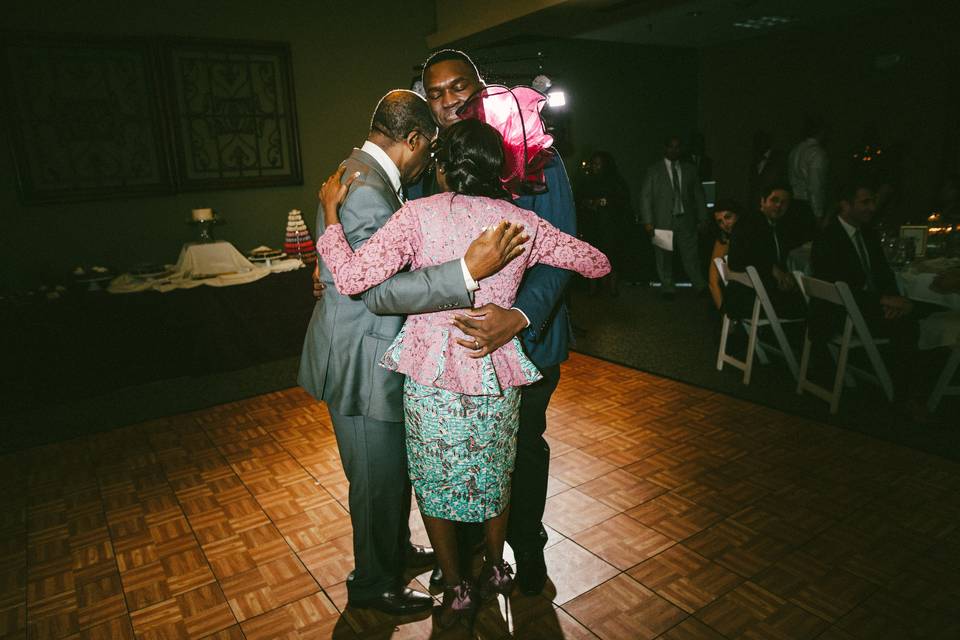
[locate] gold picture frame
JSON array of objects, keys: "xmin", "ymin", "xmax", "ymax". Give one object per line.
[{"xmin": 899, "ymin": 225, "xmax": 928, "ymax": 257}]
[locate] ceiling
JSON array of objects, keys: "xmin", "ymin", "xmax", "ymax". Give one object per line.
[
  {"xmin": 575, "ymin": 0, "xmax": 909, "ymax": 48},
  {"xmin": 449, "ymin": 0, "xmax": 916, "ymax": 49}
]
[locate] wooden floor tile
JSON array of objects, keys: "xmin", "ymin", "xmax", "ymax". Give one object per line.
[
  {"xmin": 626, "ymin": 493, "xmax": 722, "ymax": 542},
  {"xmin": 577, "ymin": 469, "xmax": 669, "ymax": 513},
  {"xmin": 239, "ymin": 592, "xmax": 339, "ymax": 639},
  {"xmin": 542, "ymin": 539, "xmax": 618, "ymax": 605},
  {"xmin": 657, "ymin": 617, "xmax": 727, "ymax": 640},
  {"xmin": 549, "ymin": 449, "xmax": 617, "ymax": 487},
  {"xmin": 563, "ymin": 573, "xmax": 687, "ymax": 640},
  {"xmin": 543, "ymin": 489, "xmax": 617, "ymax": 537},
  {"xmin": 571, "ymin": 514, "xmax": 675, "ymax": 570},
  {"xmin": 218, "ymin": 553, "xmax": 319, "ymax": 622},
  {"xmin": 62, "ymin": 615, "xmax": 136, "ymax": 639},
  {"xmin": 274, "ymin": 503, "xmax": 352, "ymax": 552},
  {"xmin": 685, "ymin": 520, "xmax": 792, "ymax": 579},
  {"xmin": 298, "ymin": 534, "xmax": 355, "ymax": 589},
  {"xmin": 627, "ymin": 544, "xmax": 742, "ymax": 613},
  {"xmin": 752, "ymin": 549, "xmax": 876, "ymax": 623},
  {"xmin": 695, "ymin": 580, "xmax": 829, "ymax": 640}
]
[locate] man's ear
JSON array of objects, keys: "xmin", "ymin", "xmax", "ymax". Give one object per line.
[{"xmin": 405, "ymin": 130, "xmax": 419, "ymax": 149}]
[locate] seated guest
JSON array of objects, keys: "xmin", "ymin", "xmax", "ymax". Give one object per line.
[
  {"xmin": 724, "ymin": 183, "xmax": 806, "ymax": 320},
  {"xmin": 708, "ymin": 198, "xmax": 741, "ymax": 310},
  {"xmin": 810, "ymin": 180, "xmax": 918, "ymax": 397}
]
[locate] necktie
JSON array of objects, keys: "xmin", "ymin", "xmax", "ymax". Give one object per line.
[
  {"xmin": 853, "ymin": 229, "xmax": 875, "ymax": 290},
  {"xmin": 671, "ymin": 162, "xmax": 682, "ymax": 214},
  {"xmin": 771, "ymin": 223, "xmax": 782, "ymax": 264},
  {"xmin": 397, "ymin": 185, "xmax": 405, "ymax": 203}
]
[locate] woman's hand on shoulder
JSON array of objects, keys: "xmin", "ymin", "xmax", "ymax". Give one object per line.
[{"xmin": 319, "ymin": 165, "xmax": 362, "ymax": 227}]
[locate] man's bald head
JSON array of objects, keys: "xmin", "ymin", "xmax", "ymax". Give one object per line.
[{"xmin": 370, "ymin": 89, "xmax": 437, "ymax": 141}]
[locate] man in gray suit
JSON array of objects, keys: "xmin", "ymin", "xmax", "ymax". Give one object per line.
[
  {"xmin": 298, "ymin": 90, "xmax": 523, "ymax": 615},
  {"xmin": 640, "ymin": 135, "xmax": 708, "ymax": 299}
]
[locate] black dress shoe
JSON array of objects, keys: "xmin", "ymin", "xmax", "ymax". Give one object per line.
[
  {"xmin": 405, "ymin": 544, "xmax": 436, "ymax": 568},
  {"xmin": 348, "ymin": 586, "xmax": 433, "ymax": 615},
  {"xmin": 429, "ymin": 566, "xmax": 443, "ymax": 587},
  {"xmin": 515, "ymin": 549, "xmax": 547, "ymax": 596}
]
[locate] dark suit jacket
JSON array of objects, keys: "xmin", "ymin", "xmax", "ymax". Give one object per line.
[
  {"xmin": 748, "ymin": 149, "xmax": 786, "ymax": 203},
  {"xmin": 809, "ymin": 219, "xmax": 897, "ymax": 341},
  {"xmin": 724, "ymin": 211, "xmax": 798, "ymax": 319}
]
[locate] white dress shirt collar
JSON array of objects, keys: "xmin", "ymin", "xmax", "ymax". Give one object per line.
[
  {"xmin": 837, "ymin": 215, "xmax": 860, "ymax": 241},
  {"xmin": 664, "ymin": 157, "xmax": 681, "ymax": 187},
  {"xmin": 360, "ymin": 140, "xmax": 402, "ymax": 199}
]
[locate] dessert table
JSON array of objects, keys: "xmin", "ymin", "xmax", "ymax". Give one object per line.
[{"xmin": 0, "ymin": 267, "xmax": 316, "ymax": 415}]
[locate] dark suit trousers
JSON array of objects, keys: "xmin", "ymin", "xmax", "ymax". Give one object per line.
[
  {"xmin": 863, "ymin": 304, "xmax": 920, "ymax": 397},
  {"xmin": 654, "ymin": 216, "xmax": 706, "ymax": 291},
  {"xmin": 506, "ymin": 364, "xmax": 562, "ymax": 553},
  {"xmin": 328, "ymin": 407, "xmax": 411, "ymax": 600}
]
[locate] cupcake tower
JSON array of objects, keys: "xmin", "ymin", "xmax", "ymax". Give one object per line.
[{"xmin": 284, "ymin": 209, "xmax": 316, "ymax": 264}]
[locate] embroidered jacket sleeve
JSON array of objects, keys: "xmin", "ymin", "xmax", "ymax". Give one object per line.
[
  {"xmin": 318, "ymin": 204, "xmax": 420, "ymax": 296},
  {"xmin": 528, "ymin": 216, "xmax": 611, "ymax": 278}
]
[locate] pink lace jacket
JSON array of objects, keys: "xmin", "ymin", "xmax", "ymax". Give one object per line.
[{"xmin": 318, "ymin": 192, "xmax": 610, "ymax": 395}]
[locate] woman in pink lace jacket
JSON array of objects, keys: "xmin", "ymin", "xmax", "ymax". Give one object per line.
[{"xmin": 317, "ymin": 119, "xmax": 609, "ymax": 625}]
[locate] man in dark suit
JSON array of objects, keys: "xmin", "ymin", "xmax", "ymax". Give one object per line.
[
  {"xmin": 725, "ymin": 182, "xmax": 806, "ymax": 320},
  {"xmin": 810, "ymin": 181, "xmax": 916, "ymax": 352},
  {"xmin": 408, "ymin": 49, "xmax": 578, "ymax": 596},
  {"xmin": 299, "ymin": 90, "xmax": 523, "ymax": 615},
  {"xmin": 640, "ymin": 135, "xmax": 708, "ymax": 299},
  {"xmin": 749, "ymin": 130, "xmax": 786, "ymax": 207}
]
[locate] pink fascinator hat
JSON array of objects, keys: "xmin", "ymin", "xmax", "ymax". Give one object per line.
[{"xmin": 456, "ymin": 85, "xmax": 555, "ymax": 197}]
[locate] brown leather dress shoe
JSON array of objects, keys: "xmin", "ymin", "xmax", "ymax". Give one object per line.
[{"xmin": 348, "ymin": 586, "xmax": 433, "ymax": 615}]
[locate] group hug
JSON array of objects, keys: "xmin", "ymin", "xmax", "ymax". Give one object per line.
[{"xmin": 298, "ymin": 49, "xmax": 610, "ymax": 629}]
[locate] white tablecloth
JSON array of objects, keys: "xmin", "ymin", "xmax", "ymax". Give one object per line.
[
  {"xmin": 896, "ymin": 258, "xmax": 960, "ymax": 311},
  {"xmin": 108, "ymin": 242, "xmax": 304, "ymax": 294}
]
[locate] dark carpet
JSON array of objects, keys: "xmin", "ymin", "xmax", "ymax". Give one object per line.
[{"xmin": 566, "ymin": 281, "xmax": 959, "ymax": 462}]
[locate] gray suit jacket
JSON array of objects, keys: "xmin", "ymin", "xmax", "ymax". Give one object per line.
[
  {"xmin": 297, "ymin": 148, "xmax": 472, "ymax": 422},
  {"xmin": 639, "ymin": 159, "xmax": 707, "ymax": 230}
]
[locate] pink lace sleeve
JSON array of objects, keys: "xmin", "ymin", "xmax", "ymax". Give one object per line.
[
  {"xmin": 528, "ymin": 216, "xmax": 611, "ymax": 278},
  {"xmin": 316, "ymin": 206, "xmax": 419, "ymax": 295}
]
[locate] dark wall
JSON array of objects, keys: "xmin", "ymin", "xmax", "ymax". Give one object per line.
[
  {"xmin": 698, "ymin": 7, "xmax": 958, "ymax": 219},
  {"xmin": 462, "ymin": 38, "xmax": 699, "ymax": 213},
  {"xmin": 1, "ymin": 0, "xmax": 434, "ymax": 290}
]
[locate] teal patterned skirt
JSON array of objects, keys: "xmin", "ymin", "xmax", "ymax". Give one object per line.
[{"xmin": 404, "ymin": 378, "xmax": 521, "ymax": 523}]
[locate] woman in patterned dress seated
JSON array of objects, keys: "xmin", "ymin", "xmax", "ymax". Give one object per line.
[{"xmin": 317, "ymin": 118, "xmax": 610, "ymax": 627}]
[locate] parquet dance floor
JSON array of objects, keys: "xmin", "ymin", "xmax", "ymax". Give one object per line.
[{"xmin": 2, "ymin": 353, "xmax": 958, "ymax": 639}]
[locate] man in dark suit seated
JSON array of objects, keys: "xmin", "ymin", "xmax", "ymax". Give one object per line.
[
  {"xmin": 724, "ymin": 182, "xmax": 806, "ymax": 321},
  {"xmin": 810, "ymin": 180, "xmax": 918, "ymax": 397}
]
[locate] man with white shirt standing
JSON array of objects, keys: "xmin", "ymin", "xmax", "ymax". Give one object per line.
[
  {"xmin": 640, "ymin": 135, "xmax": 708, "ymax": 299},
  {"xmin": 787, "ymin": 115, "xmax": 829, "ymax": 241},
  {"xmin": 298, "ymin": 89, "xmax": 524, "ymax": 615}
]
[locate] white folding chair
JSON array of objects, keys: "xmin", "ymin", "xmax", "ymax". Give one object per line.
[
  {"xmin": 929, "ymin": 346, "xmax": 960, "ymax": 413},
  {"xmin": 715, "ymin": 258, "xmax": 803, "ymax": 384},
  {"xmin": 919, "ymin": 311, "xmax": 960, "ymax": 413},
  {"xmin": 794, "ymin": 274, "xmax": 894, "ymax": 414}
]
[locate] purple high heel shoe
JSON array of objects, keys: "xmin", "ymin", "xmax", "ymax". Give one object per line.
[
  {"xmin": 478, "ymin": 559, "xmax": 514, "ymax": 599},
  {"xmin": 435, "ymin": 579, "xmax": 476, "ymax": 629}
]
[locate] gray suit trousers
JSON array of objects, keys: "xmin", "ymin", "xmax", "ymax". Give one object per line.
[
  {"xmin": 328, "ymin": 406, "xmax": 410, "ymax": 600},
  {"xmin": 653, "ymin": 215, "xmax": 706, "ymax": 292}
]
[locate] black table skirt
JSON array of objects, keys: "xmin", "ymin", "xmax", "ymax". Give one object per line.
[{"xmin": 1, "ymin": 268, "xmax": 316, "ymax": 414}]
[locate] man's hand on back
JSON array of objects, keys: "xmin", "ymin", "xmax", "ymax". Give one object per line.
[
  {"xmin": 452, "ymin": 303, "xmax": 528, "ymax": 358},
  {"xmin": 463, "ymin": 221, "xmax": 528, "ymax": 281}
]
